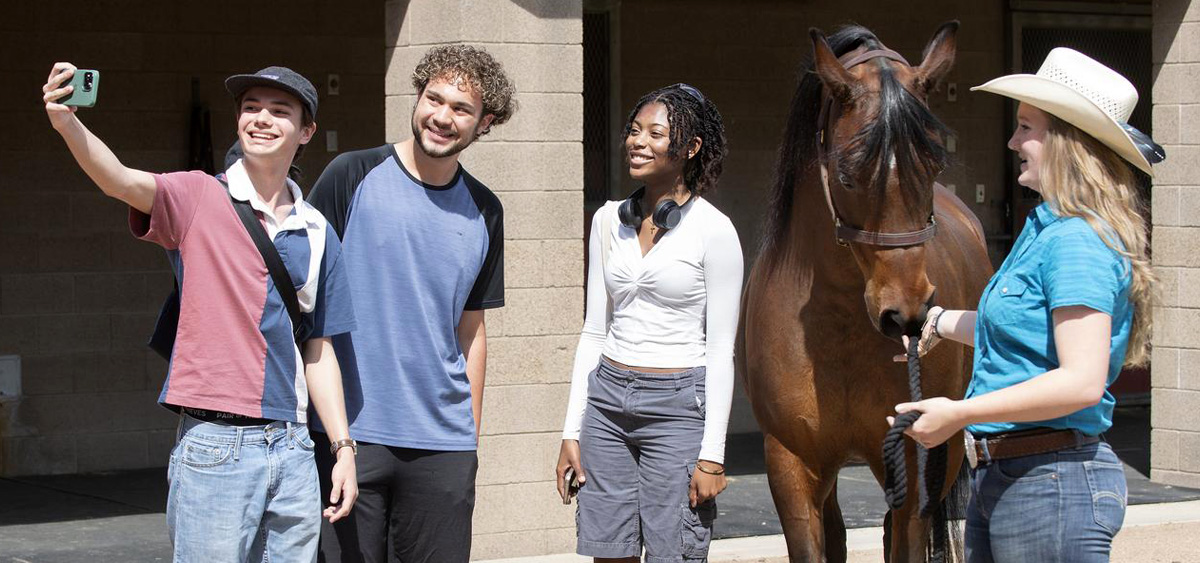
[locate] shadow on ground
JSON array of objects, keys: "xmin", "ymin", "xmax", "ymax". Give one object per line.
[
  {"xmin": 714, "ymin": 405, "xmax": 1200, "ymax": 539},
  {"xmin": 0, "ymin": 467, "xmax": 166, "ymax": 526},
  {"xmin": 0, "ymin": 405, "xmax": 1195, "ymax": 559}
]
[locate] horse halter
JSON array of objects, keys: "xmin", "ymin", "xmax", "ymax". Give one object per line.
[{"xmin": 816, "ymin": 48, "xmax": 938, "ymax": 248}]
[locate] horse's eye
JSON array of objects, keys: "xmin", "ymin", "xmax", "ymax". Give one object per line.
[{"xmin": 838, "ymin": 173, "xmax": 854, "ymax": 189}]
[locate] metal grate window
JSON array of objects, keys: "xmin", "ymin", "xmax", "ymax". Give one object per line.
[
  {"xmin": 583, "ymin": 11, "xmax": 611, "ymax": 205},
  {"xmin": 1021, "ymin": 27, "xmax": 1152, "ymax": 134}
]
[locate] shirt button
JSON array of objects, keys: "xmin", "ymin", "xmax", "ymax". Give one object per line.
[{"xmin": 1002, "ymin": 287, "xmax": 1008, "ymax": 294}]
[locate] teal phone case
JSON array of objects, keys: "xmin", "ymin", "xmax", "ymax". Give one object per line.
[{"xmin": 60, "ymin": 69, "xmax": 99, "ymax": 108}]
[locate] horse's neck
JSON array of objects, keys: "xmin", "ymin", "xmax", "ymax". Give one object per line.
[{"xmin": 787, "ymin": 175, "xmax": 863, "ymax": 290}]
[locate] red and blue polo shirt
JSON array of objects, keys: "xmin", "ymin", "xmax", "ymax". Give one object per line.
[{"xmin": 130, "ymin": 160, "xmax": 356, "ymax": 423}]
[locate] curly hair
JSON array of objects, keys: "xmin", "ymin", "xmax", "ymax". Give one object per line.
[
  {"xmin": 622, "ymin": 84, "xmax": 727, "ymax": 194},
  {"xmin": 411, "ymin": 45, "xmax": 517, "ymax": 134}
]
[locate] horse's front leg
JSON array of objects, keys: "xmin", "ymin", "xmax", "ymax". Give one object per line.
[
  {"xmin": 823, "ymin": 479, "xmax": 847, "ymax": 563},
  {"xmin": 867, "ymin": 439, "xmax": 931, "ymax": 563},
  {"xmin": 764, "ymin": 432, "xmax": 840, "ymax": 562}
]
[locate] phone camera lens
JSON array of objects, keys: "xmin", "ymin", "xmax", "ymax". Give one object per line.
[{"xmin": 83, "ymin": 73, "xmax": 93, "ymax": 91}]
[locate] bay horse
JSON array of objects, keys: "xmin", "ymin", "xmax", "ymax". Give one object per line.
[{"xmin": 740, "ymin": 23, "xmax": 993, "ymax": 562}]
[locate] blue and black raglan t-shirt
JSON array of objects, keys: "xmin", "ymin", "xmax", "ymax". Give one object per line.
[{"xmin": 307, "ymin": 144, "xmax": 503, "ymax": 450}]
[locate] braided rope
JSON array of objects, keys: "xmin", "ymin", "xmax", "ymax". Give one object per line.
[{"xmin": 882, "ymin": 337, "xmax": 948, "ymax": 521}]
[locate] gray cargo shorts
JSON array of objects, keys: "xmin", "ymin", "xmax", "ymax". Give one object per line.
[{"xmin": 576, "ymin": 357, "xmax": 716, "ymax": 563}]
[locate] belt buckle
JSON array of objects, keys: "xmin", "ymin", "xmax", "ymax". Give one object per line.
[{"xmin": 964, "ymin": 432, "xmax": 978, "ymax": 469}]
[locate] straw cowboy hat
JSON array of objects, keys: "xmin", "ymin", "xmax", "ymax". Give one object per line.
[{"xmin": 971, "ymin": 47, "xmax": 1165, "ymax": 176}]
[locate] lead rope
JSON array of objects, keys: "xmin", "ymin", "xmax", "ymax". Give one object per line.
[{"xmin": 882, "ymin": 337, "xmax": 950, "ymax": 561}]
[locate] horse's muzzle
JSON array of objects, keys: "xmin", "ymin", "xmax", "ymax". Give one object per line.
[{"xmin": 878, "ymin": 301, "xmax": 931, "ymax": 340}]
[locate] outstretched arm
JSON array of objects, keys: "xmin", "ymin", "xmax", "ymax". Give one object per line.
[
  {"xmin": 894, "ymin": 306, "xmax": 1111, "ymax": 448},
  {"xmin": 43, "ymin": 63, "xmax": 156, "ymax": 214}
]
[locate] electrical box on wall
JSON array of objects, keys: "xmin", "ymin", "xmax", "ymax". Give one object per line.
[{"xmin": 0, "ymin": 355, "xmax": 21, "ymax": 399}]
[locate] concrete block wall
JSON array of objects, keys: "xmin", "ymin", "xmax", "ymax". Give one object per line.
[
  {"xmin": 616, "ymin": 0, "xmax": 1006, "ymax": 434},
  {"xmin": 1151, "ymin": 0, "xmax": 1200, "ymax": 489},
  {"xmin": 0, "ymin": 1, "xmax": 385, "ymax": 476},
  {"xmin": 383, "ymin": 0, "xmax": 584, "ymax": 559}
]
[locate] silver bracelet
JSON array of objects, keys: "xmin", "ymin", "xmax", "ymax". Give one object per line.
[{"xmin": 929, "ymin": 308, "xmax": 945, "ymax": 339}]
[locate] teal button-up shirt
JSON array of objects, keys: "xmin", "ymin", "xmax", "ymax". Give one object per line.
[{"xmin": 966, "ymin": 203, "xmax": 1132, "ymax": 437}]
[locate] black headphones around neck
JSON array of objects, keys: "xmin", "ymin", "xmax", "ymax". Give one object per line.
[{"xmin": 618, "ymin": 186, "xmax": 695, "ymax": 231}]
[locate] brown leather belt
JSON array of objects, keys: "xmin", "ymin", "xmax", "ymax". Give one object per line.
[{"xmin": 964, "ymin": 427, "xmax": 1099, "ymax": 469}]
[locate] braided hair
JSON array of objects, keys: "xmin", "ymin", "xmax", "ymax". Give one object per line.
[{"xmin": 623, "ymin": 84, "xmax": 727, "ymax": 195}]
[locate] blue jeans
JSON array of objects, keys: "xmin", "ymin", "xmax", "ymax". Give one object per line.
[
  {"xmin": 966, "ymin": 440, "xmax": 1127, "ymax": 563},
  {"xmin": 167, "ymin": 414, "xmax": 322, "ymax": 562}
]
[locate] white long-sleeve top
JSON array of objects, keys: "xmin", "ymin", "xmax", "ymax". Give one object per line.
[{"xmin": 561, "ymin": 196, "xmax": 743, "ymax": 464}]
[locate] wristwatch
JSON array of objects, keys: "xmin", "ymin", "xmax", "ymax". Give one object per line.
[{"xmin": 330, "ymin": 438, "xmax": 358, "ymax": 456}]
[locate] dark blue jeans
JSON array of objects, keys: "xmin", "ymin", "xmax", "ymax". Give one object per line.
[{"xmin": 966, "ymin": 440, "xmax": 1127, "ymax": 562}]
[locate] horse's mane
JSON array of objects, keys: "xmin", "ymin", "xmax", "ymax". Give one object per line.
[{"xmin": 760, "ymin": 25, "xmax": 950, "ymax": 258}]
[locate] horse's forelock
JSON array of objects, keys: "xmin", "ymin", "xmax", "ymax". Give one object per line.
[
  {"xmin": 762, "ymin": 25, "xmax": 888, "ymax": 257},
  {"xmin": 842, "ymin": 63, "xmax": 950, "ymax": 198}
]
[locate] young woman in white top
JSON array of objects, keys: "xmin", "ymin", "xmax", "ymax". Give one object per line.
[{"xmin": 556, "ymin": 83, "xmax": 743, "ymax": 562}]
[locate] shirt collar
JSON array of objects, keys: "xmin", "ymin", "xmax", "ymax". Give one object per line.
[
  {"xmin": 225, "ymin": 159, "xmax": 321, "ymax": 230},
  {"xmin": 1031, "ymin": 201, "xmax": 1062, "ymax": 229}
]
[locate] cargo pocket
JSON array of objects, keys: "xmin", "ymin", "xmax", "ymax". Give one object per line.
[{"xmin": 681, "ymin": 462, "xmax": 717, "ymax": 560}]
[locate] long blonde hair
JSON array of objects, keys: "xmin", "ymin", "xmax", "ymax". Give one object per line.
[{"xmin": 1039, "ymin": 116, "xmax": 1156, "ymax": 366}]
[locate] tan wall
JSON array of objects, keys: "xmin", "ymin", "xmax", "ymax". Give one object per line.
[
  {"xmin": 614, "ymin": 0, "xmax": 1008, "ymax": 434},
  {"xmin": 0, "ymin": 1, "xmax": 385, "ymax": 476},
  {"xmin": 382, "ymin": 0, "xmax": 585, "ymax": 559},
  {"xmin": 1150, "ymin": 0, "xmax": 1200, "ymax": 489}
]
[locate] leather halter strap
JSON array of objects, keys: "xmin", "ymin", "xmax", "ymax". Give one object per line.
[{"xmin": 817, "ymin": 48, "xmax": 938, "ymax": 248}]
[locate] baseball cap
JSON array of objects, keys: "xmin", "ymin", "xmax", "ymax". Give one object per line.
[{"xmin": 225, "ymin": 66, "xmax": 318, "ymax": 119}]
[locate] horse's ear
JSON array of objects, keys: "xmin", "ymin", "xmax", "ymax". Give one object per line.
[
  {"xmin": 915, "ymin": 20, "xmax": 959, "ymax": 95},
  {"xmin": 810, "ymin": 28, "xmax": 854, "ymax": 100}
]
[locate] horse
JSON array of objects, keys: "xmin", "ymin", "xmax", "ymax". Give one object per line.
[{"xmin": 740, "ymin": 22, "xmax": 993, "ymax": 562}]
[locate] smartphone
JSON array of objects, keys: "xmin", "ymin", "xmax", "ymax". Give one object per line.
[
  {"xmin": 563, "ymin": 468, "xmax": 581, "ymax": 505},
  {"xmin": 60, "ymin": 69, "xmax": 100, "ymax": 108}
]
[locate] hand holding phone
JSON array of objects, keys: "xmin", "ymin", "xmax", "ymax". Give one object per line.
[
  {"xmin": 556, "ymin": 439, "xmax": 586, "ymax": 504},
  {"xmin": 563, "ymin": 467, "xmax": 581, "ymax": 505},
  {"xmin": 60, "ymin": 68, "xmax": 100, "ymax": 108}
]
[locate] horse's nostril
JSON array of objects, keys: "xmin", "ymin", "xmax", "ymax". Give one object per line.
[
  {"xmin": 880, "ymin": 309, "xmax": 926, "ymax": 339},
  {"xmin": 880, "ymin": 309, "xmax": 905, "ymax": 340}
]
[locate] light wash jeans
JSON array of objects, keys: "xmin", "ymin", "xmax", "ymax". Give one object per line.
[
  {"xmin": 167, "ymin": 414, "xmax": 321, "ymax": 563},
  {"xmin": 966, "ymin": 440, "xmax": 1127, "ymax": 563}
]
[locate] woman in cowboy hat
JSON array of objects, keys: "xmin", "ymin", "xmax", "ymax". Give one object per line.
[{"xmin": 889, "ymin": 48, "xmax": 1163, "ymax": 561}]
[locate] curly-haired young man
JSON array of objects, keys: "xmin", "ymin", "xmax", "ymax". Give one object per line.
[{"xmin": 307, "ymin": 45, "xmax": 515, "ymax": 562}]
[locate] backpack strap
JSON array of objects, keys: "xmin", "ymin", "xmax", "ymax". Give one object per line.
[{"xmin": 219, "ymin": 176, "xmax": 304, "ymax": 345}]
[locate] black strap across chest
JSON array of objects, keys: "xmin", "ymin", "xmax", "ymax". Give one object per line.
[
  {"xmin": 147, "ymin": 177, "xmax": 303, "ymax": 360},
  {"xmin": 226, "ymin": 181, "xmax": 303, "ymax": 343}
]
